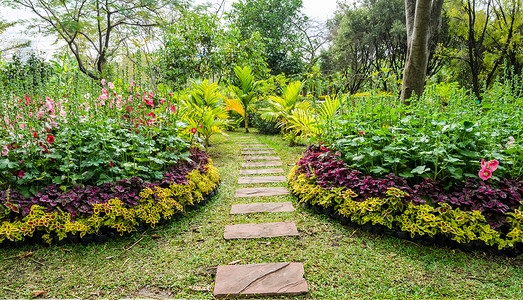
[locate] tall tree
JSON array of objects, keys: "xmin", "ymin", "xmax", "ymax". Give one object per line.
[
  {"xmin": 3, "ymin": 0, "xmax": 175, "ymax": 80},
  {"xmin": 445, "ymin": 0, "xmax": 522, "ymax": 99},
  {"xmin": 228, "ymin": 0, "xmax": 307, "ymax": 76},
  {"xmin": 400, "ymin": 0, "xmax": 444, "ymax": 101}
]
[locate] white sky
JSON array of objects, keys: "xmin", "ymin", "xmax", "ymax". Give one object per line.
[{"xmin": 0, "ymin": 0, "xmax": 339, "ymax": 59}]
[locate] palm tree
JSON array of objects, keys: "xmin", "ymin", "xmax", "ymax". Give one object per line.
[{"xmin": 227, "ymin": 65, "xmax": 261, "ymax": 133}]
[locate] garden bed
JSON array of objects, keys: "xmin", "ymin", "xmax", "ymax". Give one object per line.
[
  {"xmin": 288, "ymin": 145, "xmax": 523, "ymax": 256},
  {"xmin": 0, "ymin": 148, "xmax": 220, "ymax": 248}
]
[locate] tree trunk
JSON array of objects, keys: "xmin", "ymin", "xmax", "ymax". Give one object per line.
[{"xmin": 401, "ymin": 0, "xmax": 444, "ymax": 102}]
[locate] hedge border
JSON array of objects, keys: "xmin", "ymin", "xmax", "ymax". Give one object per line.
[{"xmin": 288, "ymin": 165, "xmax": 523, "ymax": 257}]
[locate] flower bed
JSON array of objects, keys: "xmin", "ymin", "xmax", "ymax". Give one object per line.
[
  {"xmin": 0, "ymin": 147, "xmax": 219, "ymax": 247},
  {"xmin": 288, "ymin": 146, "xmax": 523, "ymax": 255},
  {"xmin": 0, "ymin": 78, "xmax": 222, "ymax": 247}
]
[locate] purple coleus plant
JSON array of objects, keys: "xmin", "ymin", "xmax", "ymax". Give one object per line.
[
  {"xmin": 0, "ymin": 147, "xmax": 211, "ymax": 221},
  {"xmin": 296, "ymin": 145, "xmax": 523, "ymax": 229}
]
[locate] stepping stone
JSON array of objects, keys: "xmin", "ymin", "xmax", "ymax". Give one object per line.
[
  {"xmin": 240, "ymin": 168, "xmax": 284, "ymax": 175},
  {"xmin": 224, "ymin": 221, "xmax": 299, "ymax": 239},
  {"xmin": 233, "ymin": 137, "xmax": 254, "ymax": 139},
  {"xmin": 230, "ymin": 202, "xmax": 295, "ymax": 214},
  {"xmin": 239, "ymin": 143, "xmax": 266, "ymax": 147},
  {"xmin": 238, "ymin": 176, "xmax": 286, "ymax": 184},
  {"xmin": 213, "ymin": 262, "xmax": 308, "ymax": 298},
  {"xmin": 244, "ymin": 156, "xmax": 281, "ymax": 161},
  {"xmin": 242, "ymin": 150, "xmax": 276, "ymax": 155},
  {"xmin": 242, "ymin": 161, "xmax": 282, "ymax": 168},
  {"xmin": 235, "ymin": 187, "xmax": 289, "ymax": 198},
  {"xmin": 241, "ymin": 147, "xmax": 273, "ymax": 151}
]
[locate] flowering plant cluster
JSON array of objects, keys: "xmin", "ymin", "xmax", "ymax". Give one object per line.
[{"xmin": 290, "ymin": 145, "xmax": 523, "ymax": 250}]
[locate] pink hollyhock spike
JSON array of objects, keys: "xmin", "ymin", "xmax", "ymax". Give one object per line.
[
  {"xmin": 487, "ymin": 160, "xmax": 499, "ymax": 171},
  {"xmin": 479, "ymin": 168, "xmax": 492, "ymax": 180},
  {"xmin": 481, "ymin": 159, "xmax": 487, "ymax": 169}
]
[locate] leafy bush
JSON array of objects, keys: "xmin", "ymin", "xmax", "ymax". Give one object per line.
[{"xmin": 321, "ymin": 80, "xmax": 523, "ymax": 185}]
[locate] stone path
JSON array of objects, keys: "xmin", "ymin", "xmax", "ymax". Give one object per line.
[{"xmin": 213, "ymin": 137, "xmax": 308, "ymax": 298}]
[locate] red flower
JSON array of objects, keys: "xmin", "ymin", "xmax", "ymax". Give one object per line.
[
  {"xmin": 18, "ymin": 170, "xmax": 25, "ymax": 178},
  {"xmin": 109, "ymin": 161, "xmax": 114, "ymax": 167},
  {"xmin": 191, "ymin": 127, "xmax": 197, "ymax": 134},
  {"xmin": 199, "ymin": 124, "xmax": 203, "ymax": 129},
  {"xmin": 33, "ymin": 132, "xmax": 39, "ymax": 138},
  {"xmin": 47, "ymin": 135, "xmax": 55, "ymax": 143}
]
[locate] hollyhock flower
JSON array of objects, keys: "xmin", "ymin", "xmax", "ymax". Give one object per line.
[
  {"xmin": 481, "ymin": 159, "xmax": 499, "ymax": 171},
  {"xmin": 479, "ymin": 168, "xmax": 492, "ymax": 180},
  {"xmin": 102, "ymin": 88, "xmax": 108, "ymax": 95},
  {"xmin": 199, "ymin": 124, "xmax": 203, "ymax": 129},
  {"xmin": 47, "ymin": 135, "xmax": 55, "ymax": 144},
  {"xmin": 33, "ymin": 132, "xmax": 39, "ymax": 138},
  {"xmin": 101, "ymin": 78, "xmax": 106, "ymax": 86},
  {"xmin": 506, "ymin": 136, "xmax": 515, "ymax": 149},
  {"xmin": 169, "ymin": 92, "xmax": 173, "ymax": 97},
  {"xmin": 108, "ymin": 82, "xmax": 115, "ymax": 89},
  {"xmin": 18, "ymin": 170, "xmax": 25, "ymax": 178},
  {"xmin": 19, "ymin": 123, "xmax": 27, "ymax": 129},
  {"xmin": 358, "ymin": 131, "xmax": 365, "ymax": 135},
  {"xmin": 130, "ymin": 79, "xmax": 135, "ymax": 87},
  {"xmin": 109, "ymin": 161, "xmax": 114, "ymax": 167},
  {"xmin": 160, "ymin": 98, "xmax": 165, "ymax": 104},
  {"xmin": 170, "ymin": 105, "xmax": 176, "ymax": 113},
  {"xmin": 191, "ymin": 127, "xmax": 197, "ymax": 134}
]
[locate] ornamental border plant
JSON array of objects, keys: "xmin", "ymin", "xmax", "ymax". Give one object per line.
[
  {"xmin": 288, "ymin": 145, "xmax": 523, "ymax": 255},
  {"xmin": 0, "ymin": 148, "xmax": 220, "ymax": 247}
]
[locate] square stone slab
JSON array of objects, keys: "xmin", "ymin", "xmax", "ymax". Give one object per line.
[
  {"xmin": 235, "ymin": 187, "xmax": 289, "ymax": 198},
  {"xmin": 242, "ymin": 150, "xmax": 276, "ymax": 155},
  {"xmin": 230, "ymin": 202, "xmax": 295, "ymax": 214},
  {"xmin": 240, "ymin": 168, "xmax": 284, "ymax": 175},
  {"xmin": 244, "ymin": 156, "xmax": 281, "ymax": 161},
  {"xmin": 224, "ymin": 221, "xmax": 299, "ymax": 239},
  {"xmin": 238, "ymin": 176, "xmax": 286, "ymax": 184},
  {"xmin": 242, "ymin": 161, "xmax": 283, "ymax": 168},
  {"xmin": 213, "ymin": 262, "xmax": 308, "ymax": 298}
]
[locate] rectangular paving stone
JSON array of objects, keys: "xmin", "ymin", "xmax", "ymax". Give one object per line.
[
  {"xmin": 242, "ymin": 161, "xmax": 283, "ymax": 168},
  {"xmin": 240, "ymin": 168, "xmax": 284, "ymax": 175},
  {"xmin": 232, "ymin": 137, "xmax": 255, "ymax": 139},
  {"xmin": 244, "ymin": 156, "xmax": 281, "ymax": 161},
  {"xmin": 224, "ymin": 221, "xmax": 299, "ymax": 239},
  {"xmin": 238, "ymin": 176, "xmax": 286, "ymax": 184},
  {"xmin": 213, "ymin": 262, "xmax": 308, "ymax": 298},
  {"xmin": 241, "ymin": 147, "xmax": 273, "ymax": 151},
  {"xmin": 239, "ymin": 143, "xmax": 266, "ymax": 146},
  {"xmin": 230, "ymin": 202, "xmax": 295, "ymax": 214},
  {"xmin": 242, "ymin": 150, "xmax": 276, "ymax": 155},
  {"xmin": 235, "ymin": 187, "xmax": 289, "ymax": 198}
]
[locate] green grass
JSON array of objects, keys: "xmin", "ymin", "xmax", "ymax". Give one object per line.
[{"xmin": 1, "ymin": 129, "xmax": 522, "ymax": 299}]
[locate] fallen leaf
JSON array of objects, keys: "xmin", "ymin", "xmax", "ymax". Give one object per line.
[
  {"xmin": 228, "ymin": 260, "xmax": 241, "ymax": 265},
  {"xmin": 18, "ymin": 251, "xmax": 34, "ymax": 259},
  {"xmin": 151, "ymin": 234, "xmax": 161, "ymax": 239},
  {"xmin": 31, "ymin": 290, "xmax": 46, "ymax": 298},
  {"xmin": 189, "ymin": 286, "xmax": 209, "ymax": 292}
]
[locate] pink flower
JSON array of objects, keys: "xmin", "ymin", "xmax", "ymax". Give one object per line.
[
  {"xmin": 191, "ymin": 128, "xmax": 197, "ymax": 134},
  {"xmin": 108, "ymin": 82, "xmax": 115, "ymax": 89},
  {"xmin": 169, "ymin": 92, "xmax": 173, "ymax": 97},
  {"xmin": 479, "ymin": 168, "xmax": 492, "ymax": 180},
  {"xmin": 130, "ymin": 79, "xmax": 135, "ymax": 87},
  {"xmin": 109, "ymin": 161, "xmax": 114, "ymax": 167},
  {"xmin": 102, "ymin": 88, "xmax": 108, "ymax": 95},
  {"xmin": 481, "ymin": 159, "xmax": 499, "ymax": 171},
  {"xmin": 358, "ymin": 131, "xmax": 365, "ymax": 135},
  {"xmin": 160, "ymin": 98, "xmax": 165, "ymax": 104},
  {"xmin": 170, "ymin": 105, "xmax": 176, "ymax": 113},
  {"xmin": 101, "ymin": 79, "xmax": 106, "ymax": 86},
  {"xmin": 18, "ymin": 170, "xmax": 25, "ymax": 178},
  {"xmin": 199, "ymin": 124, "xmax": 203, "ymax": 129}
]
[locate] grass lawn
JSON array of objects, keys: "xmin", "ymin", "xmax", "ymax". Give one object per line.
[{"xmin": 1, "ymin": 129, "xmax": 522, "ymax": 299}]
